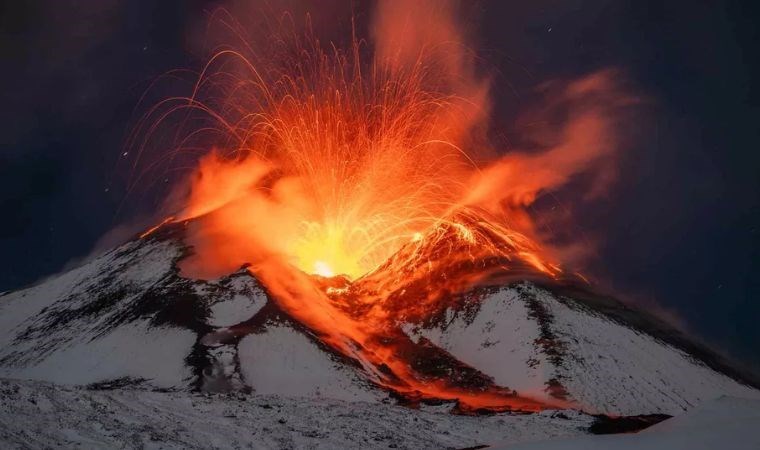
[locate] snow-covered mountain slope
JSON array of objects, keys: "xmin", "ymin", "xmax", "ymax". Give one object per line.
[
  {"xmin": 236, "ymin": 324, "xmax": 382, "ymax": 402},
  {"xmin": 0, "ymin": 238, "xmax": 196, "ymax": 389},
  {"xmin": 0, "ymin": 377, "xmax": 593, "ymax": 449},
  {"xmin": 403, "ymin": 284, "xmax": 759, "ymax": 415},
  {"xmin": 499, "ymin": 396, "xmax": 760, "ymax": 450},
  {"xmin": 0, "ymin": 228, "xmax": 382, "ymax": 401},
  {"xmin": 0, "ymin": 223, "xmax": 757, "ymax": 417}
]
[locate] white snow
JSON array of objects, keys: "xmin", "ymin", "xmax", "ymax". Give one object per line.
[
  {"xmin": 497, "ymin": 396, "xmax": 760, "ymax": 450},
  {"xmin": 11, "ymin": 321, "xmax": 195, "ymax": 388},
  {"xmin": 0, "ymin": 377, "xmax": 594, "ymax": 449},
  {"xmin": 207, "ymin": 280, "xmax": 267, "ymax": 327},
  {"xmin": 238, "ymin": 325, "xmax": 383, "ymax": 402},
  {"xmin": 404, "ymin": 288, "xmax": 554, "ymax": 400},
  {"xmin": 0, "ymin": 240, "xmax": 178, "ymax": 345},
  {"xmin": 535, "ymin": 286, "xmax": 760, "ymax": 415},
  {"xmin": 0, "ymin": 240, "xmax": 195, "ymax": 389},
  {"xmin": 404, "ymin": 284, "xmax": 759, "ymax": 415}
]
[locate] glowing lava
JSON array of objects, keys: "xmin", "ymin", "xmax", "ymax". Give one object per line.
[
  {"xmin": 133, "ymin": 1, "xmax": 631, "ymax": 412},
  {"xmin": 312, "ymin": 260, "xmax": 334, "ymax": 278}
]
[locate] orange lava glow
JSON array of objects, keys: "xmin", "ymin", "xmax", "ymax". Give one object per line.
[
  {"xmin": 139, "ymin": 216, "xmax": 174, "ymax": 239},
  {"xmin": 135, "ymin": 1, "xmax": 631, "ymax": 412}
]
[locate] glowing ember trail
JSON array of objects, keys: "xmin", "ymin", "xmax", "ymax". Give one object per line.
[
  {"xmin": 139, "ymin": 216, "xmax": 174, "ymax": 239},
  {"xmin": 132, "ymin": 1, "xmax": 632, "ymax": 412}
]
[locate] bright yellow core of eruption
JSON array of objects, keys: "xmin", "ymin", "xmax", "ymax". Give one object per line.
[
  {"xmin": 287, "ymin": 218, "xmax": 427, "ymax": 280},
  {"xmin": 312, "ymin": 260, "xmax": 335, "ymax": 278},
  {"xmin": 289, "ymin": 223, "xmax": 373, "ymax": 280}
]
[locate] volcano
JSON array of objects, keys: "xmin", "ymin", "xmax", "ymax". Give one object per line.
[{"xmin": 1, "ymin": 220, "xmax": 756, "ymax": 421}]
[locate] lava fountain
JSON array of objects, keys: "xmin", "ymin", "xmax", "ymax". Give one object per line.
[{"xmin": 131, "ymin": 1, "xmax": 632, "ymax": 413}]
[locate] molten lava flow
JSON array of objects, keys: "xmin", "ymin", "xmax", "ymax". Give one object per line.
[{"xmin": 134, "ymin": 1, "xmax": 632, "ymax": 412}]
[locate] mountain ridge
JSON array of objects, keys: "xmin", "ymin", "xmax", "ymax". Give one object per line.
[{"xmin": 0, "ymin": 220, "xmax": 756, "ymax": 417}]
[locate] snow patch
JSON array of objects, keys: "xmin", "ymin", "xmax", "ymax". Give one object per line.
[
  {"xmin": 404, "ymin": 284, "xmax": 759, "ymax": 416},
  {"xmin": 238, "ymin": 325, "xmax": 382, "ymax": 402},
  {"xmin": 208, "ymin": 289, "xmax": 266, "ymax": 327},
  {"xmin": 404, "ymin": 288, "xmax": 552, "ymax": 399},
  {"xmin": 2, "ymin": 321, "xmax": 194, "ymax": 389}
]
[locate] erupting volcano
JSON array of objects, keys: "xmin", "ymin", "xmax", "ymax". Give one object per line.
[
  {"xmin": 127, "ymin": 2, "xmax": 633, "ymax": 412},
  {"xmin": 4, "ymin": 2, "xmax": 760, "ymax": 448}
]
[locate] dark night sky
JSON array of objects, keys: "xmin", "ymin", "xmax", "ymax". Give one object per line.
[{"xmin": 1, "ymin": 1, "xmax": 758, "ymax": 367}]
